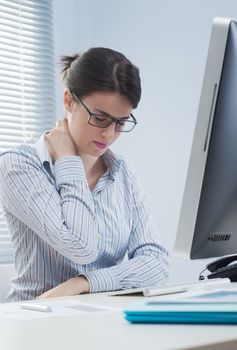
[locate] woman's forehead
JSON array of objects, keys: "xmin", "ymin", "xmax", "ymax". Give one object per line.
[{"xmin": 84, "ymin": 91, "xmax": 133, "ymax": 117}]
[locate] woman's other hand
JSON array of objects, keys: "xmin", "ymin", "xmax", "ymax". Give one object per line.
[
  {"xmin": 38, "ymin": 276, "xmax": 90, "ymax": 299},
  {"xmin": 45, "ymin": 118, "xmax": 77, "ymax": 162}
]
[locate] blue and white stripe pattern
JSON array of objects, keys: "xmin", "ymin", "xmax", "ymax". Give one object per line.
[{"xmin": 0, "ymin": 134, "xmax": 169, "ymax": 301}]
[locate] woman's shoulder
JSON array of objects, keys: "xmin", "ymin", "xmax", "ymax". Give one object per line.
[{"xmin": 0, "ymin": 143, "xmax": 41, "ymax": 170}]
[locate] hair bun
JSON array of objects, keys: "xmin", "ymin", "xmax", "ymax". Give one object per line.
[{"xmin": 60, "ymin": 54, "xmax": 80, "ymax": 79}]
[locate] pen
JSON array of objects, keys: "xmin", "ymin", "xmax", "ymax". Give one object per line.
[{"xmin": 19, "ymin": 303, "xmax": 52, "ymax": 312}]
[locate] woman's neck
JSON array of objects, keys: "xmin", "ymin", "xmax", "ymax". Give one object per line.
[{"xmin": 79, "ymin": 153, "xmax": 107, "ymax": 190}]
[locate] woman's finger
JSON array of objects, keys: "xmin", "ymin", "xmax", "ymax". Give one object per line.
[{"xmin": 62, "ymin": 118, "xmax": 69, "ymax": 130}]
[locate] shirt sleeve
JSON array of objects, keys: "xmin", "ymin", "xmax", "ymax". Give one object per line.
[
  {"xmin": 82, "ymin": 171, "xmax": 170, "ymax": 292},
  {"xmin": 0, "ymin": 149, "xmax": 99, "ymax": 264}
]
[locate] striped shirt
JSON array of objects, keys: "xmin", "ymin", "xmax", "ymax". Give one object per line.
[{"xmin": 0, "ymin": 133, "xmax": 169, "ymax": 302}]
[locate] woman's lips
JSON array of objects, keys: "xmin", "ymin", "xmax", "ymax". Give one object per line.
[{"xmin": 93, "ymin": 141, "xmax": 108, "ymax": 149}]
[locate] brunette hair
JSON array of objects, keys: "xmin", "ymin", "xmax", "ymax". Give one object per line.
[{"xmin": 60, "ymin": 47, "xmax": 141, "ymax": 108}]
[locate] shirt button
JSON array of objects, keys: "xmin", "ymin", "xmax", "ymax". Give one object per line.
[{"xmin": 97, "ymin": 233, "xmax": 102, "ymax": 240}]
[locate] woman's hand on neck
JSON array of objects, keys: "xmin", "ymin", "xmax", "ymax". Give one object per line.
[{"xmin": 45, "ymin": 119, "xmax": 77, "ymax": 162}]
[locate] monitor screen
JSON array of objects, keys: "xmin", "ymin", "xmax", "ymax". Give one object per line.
[{"xmin": 175, "ymin": 17, "xmax": 237, "ymax": 259}]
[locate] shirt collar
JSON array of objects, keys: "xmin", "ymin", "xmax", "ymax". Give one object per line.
[
  {"xmin": 102, "ymin": 148, "xmax": 122, "ymax": 179},
  {"xmin": 34, "ymin": 132, "xmax": 54, "ymax": 175},
  {"xmin": 34, "ymin": 132, "xmax": 122, "ymax": 179}
]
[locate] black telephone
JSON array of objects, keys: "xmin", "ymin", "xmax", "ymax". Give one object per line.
[{"xmin": 206, "ymin": 254, "xmax": 237, "ymax": 281}]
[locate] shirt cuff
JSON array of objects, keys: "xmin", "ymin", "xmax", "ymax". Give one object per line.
[
  {"xmin": 54, "ymin": 156, "xmax": 87, "ymax": 186},
  {"xmin": 81, "ymin": 269, "xmax": 119, "ymax": 293}
]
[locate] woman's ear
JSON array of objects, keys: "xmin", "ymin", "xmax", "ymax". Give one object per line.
[{"xmin": 63, "ymin": 89, "xmax": 74, "ymax": 113}]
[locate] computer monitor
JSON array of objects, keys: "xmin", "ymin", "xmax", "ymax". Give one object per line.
[{"xmin": 175, "ymin": 17, "xmax": 237, "ymax": 260}]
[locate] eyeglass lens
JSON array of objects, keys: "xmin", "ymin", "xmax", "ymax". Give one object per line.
[{"xmin": 89, "ymin": 115, "xmax": 135, "ymax": 132}]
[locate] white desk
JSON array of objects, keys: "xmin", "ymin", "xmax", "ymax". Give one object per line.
[{"xmin": 1, "ymin": 293, "xmax": 237, "ymax": 350}]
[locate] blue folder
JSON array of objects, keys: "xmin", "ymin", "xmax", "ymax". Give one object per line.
[{"xmin": 124, "ymin": 300, "xmax": 237, "ymax": 324}]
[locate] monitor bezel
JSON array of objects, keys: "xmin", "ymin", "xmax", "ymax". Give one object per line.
[{"xmin": 174, "ymin": 17, "xmax": 233, "ymax": 259}]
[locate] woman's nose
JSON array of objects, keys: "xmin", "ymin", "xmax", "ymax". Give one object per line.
[{"xmin": 101, "ymin": 122, "xmax": 117, "ymax": 137}]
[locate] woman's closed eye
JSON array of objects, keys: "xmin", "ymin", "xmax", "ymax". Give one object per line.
[
  {"xmin": 93, "ymin": 115, "xmax": 108, "ymax": 122},
  {"xmin": 117, "ymin": 120, "xmax": 126, "ymax": 126}
]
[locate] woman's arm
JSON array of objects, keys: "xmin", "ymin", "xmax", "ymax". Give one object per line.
[
  {"xmin": 0, "ymin": 148, "xmax": 99, "ymax": 265},
  {"xmin": 81, "ymin": 176, "xmax": 170, "ymax": 292},
  {"xmin": 39, "ymin": 171, "xmax": 170, "ymax": 297},
  {"xmin": 38, "ymin": 276, "xmax": 90, "ymax": 299}
]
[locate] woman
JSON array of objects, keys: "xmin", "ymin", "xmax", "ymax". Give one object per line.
[{"xmin": 0, "ymin": 47, "xmax": 169, "ymax": 301}]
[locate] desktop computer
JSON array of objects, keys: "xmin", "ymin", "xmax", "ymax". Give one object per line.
[{"xmin": 175, "ymin": 17, "xmax": 237, "ymax": 280}]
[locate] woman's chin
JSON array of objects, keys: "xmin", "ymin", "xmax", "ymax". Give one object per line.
[
  {"xmin": 90, "ymin": 143, "xmax": 108, "ymax": 156},
  {"xmin": 81, "ymin": 148, "xmax": 107, "ymax": 159}
]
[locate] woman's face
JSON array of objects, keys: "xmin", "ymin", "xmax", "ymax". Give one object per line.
[{"xmin": 64, "ymin": 90, "xmax": 134, "ymax": 158}]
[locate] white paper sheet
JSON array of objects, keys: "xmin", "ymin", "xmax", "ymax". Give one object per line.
[{"xmin": 0, "ymin": 299, "xmax": 121, "ymax": 320}]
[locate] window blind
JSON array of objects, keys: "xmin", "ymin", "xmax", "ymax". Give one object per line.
[{"xmin": 0, "ymin": 0, "xmax": 55, "ymax": 264}]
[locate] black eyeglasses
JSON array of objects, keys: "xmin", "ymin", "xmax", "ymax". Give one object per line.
[{"xmin": 71, "ymin": 92, "xmax": 137, "ymax": 132}]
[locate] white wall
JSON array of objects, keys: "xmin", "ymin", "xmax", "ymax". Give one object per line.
[
  {"xmin": 53, "ymin": 0, "xmax": 91, "ymax": 118},
  {"xmin": 53, "ymin": 0, "xmax": 237, "ymax": 283}
]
